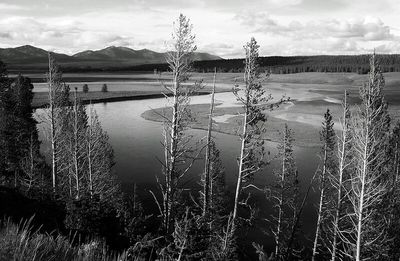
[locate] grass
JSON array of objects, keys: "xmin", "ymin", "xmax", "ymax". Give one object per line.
[{"xmin": 0, "ymin": 217, "xmax": 128, "ymax": 261}]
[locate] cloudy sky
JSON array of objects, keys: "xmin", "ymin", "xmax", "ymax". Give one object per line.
[{"xmin": 0, "ymin": 0, "xmax": 399, "ymax": 58}]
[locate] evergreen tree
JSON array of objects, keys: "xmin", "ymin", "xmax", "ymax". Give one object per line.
[
  {"xmin": 0, "ymin": 73, "xmax": 45, "ymax": 189},
  {"xmin": 232, "ymin": 37, "xmax": 271, "ymax": 227}
]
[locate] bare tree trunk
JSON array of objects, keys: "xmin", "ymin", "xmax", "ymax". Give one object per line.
[
  {"xmin": 275, "ymin": 131, "xmax": 286, "ymax": 257},
  {"xmin": 312, "ymin": 146, "xmax": 327, "ymax": 260},
  {"xmin": 233, "ymin": 103, "xmax": 248, "ymax": 224},
  {"xmin": 331, "ymin": 91, "xmax": 349, "ymax": 261},
  {"xmin": 73, "ymin": 87, "xmax": 80, "ymax": 199},
  {"xmin": 355, "ymin": 139, "xmax": 368, "ymax": 261},
  {"xmin": 48, "ymin": 54, "xmax": 57, "ymax": 192},
  {"xmin": 87, "ymin": 106, "xmax": 93, "ymax": 197},
  {"xmin": 203, "ymin": 68, "xmax": 217, "ymax": 217}
]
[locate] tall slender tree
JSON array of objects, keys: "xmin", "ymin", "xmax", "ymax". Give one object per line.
[
  {"xmin": 269, "ymin": 124, "xmax": 297, "ymax": 259},
  {"xmin": 152, "ymin": 14, "xmax": 198, "ymax": 234},
  {"xmin": 388, "ymin": 120, "xmax": 400, "ymax": 258},
  {"xmin": 330, "ymin": 91, "xmax": 352, "ymax": 261},
  {"xmin": 45, "ymin": 53, "xmax": 69, "ymax": 192},
  {"xmin": 232, "ymin": 37, "xmax": 272, "ymax": 226},
  {"xmin": 67, "ymin": 87, "xmax": 87, "ymax": 199},
  {"xmin": 85, "ymin": 105, "xmax": 118, "ymax": 202},
  {"xmin": 312, "ymin": 109, "xmax": 336, "ymax": 260},
  {"xmin": 346, "ymin": 53, "xmax": 390, "ymax": 260},
  {"xmin": 201, "ymin": 68, "xmax": 217, "ymax": 218}
]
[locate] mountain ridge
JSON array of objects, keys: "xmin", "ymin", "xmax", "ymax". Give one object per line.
[{"xmin": 0, "ymin": 45, "xmax": 223, "ymax": 66}]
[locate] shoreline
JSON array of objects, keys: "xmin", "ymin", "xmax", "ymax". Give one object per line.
[
  {"xmin": 140, "ymin": 105, "xmax": 323, "ymax": 148},
  {"xmin": 32, "ymin": 90, "xmax": 214, "ymax": 109}
]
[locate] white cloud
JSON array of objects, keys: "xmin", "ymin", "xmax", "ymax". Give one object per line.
[
  {"xmin": 0, "ymin": 0, "xmax": 400, "ymax": 57},
  {"xmin": 236, "ymin": 12, "xmax": 393, "ymax": 41},
  {"xmin": 0, "ymin": 3, "xmax": 25, "ymax": 11}
]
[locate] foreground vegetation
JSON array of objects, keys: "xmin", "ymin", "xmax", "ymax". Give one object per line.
[{"xmin": 1, "ymin": 14, "xmax": 400, "ymax": 261}]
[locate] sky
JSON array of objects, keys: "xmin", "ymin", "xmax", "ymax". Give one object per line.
[{"xmin": 0, "ymin": 0, "xmax": 399, "ymax": 58}]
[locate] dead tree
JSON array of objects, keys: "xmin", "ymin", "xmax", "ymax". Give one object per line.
[
  {"xmin": 346, "ymin": 54, "xmax": 390, "ymax": 260},
  {"xmin": 151, "ymin": 14, "xmax": 198, "ymax": 235},
  {"xmin": 268, "ymin": 124, "xmax": 297, "ymax": 259},
  {"xmin": 19, "ymin": 133, "xmax": 40, "ymax": 192},
  {"xmin": 312, "ymin": 109, "xmax": 336, "ymax": 260},
  {"xmin": 330, "ymin": 90, "xmax": 352, "ymax": 261},
  {"xmin": 45, "ymin": 53, "xmax": 68, "ymax": 193},
  {"xmin": 201, "ymin": 68, "xmax": 217, "ymax": 218},
  {"xmin": 68, "ymin": 87, "xmax": 87, "ymax": 199},
  {"xmin": 85, "ymin": 105, "xmax": 118, "ymax": 202}
]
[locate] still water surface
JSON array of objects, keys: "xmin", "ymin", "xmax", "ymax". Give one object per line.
[{"xmin": 36, "ymin": 95, "xmax": 320, "ymax": 256}]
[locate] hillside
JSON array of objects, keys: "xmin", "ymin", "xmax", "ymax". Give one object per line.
[{"xmin": 0, "ymin": 45, "xmax": 222, "ymax": 70}]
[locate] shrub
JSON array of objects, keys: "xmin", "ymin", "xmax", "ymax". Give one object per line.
[
  {"xmin": 101, "ymin": 84, "xmax": 108, "ymax": 93},
  {"xmin": 82, "ymin": 84, "xmax": 89, "ymax": 93}
]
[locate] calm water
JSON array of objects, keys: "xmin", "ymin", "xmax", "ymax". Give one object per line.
[{"xmin": 35, "ymin": 96, "xmax": 320, "ymax": 256}]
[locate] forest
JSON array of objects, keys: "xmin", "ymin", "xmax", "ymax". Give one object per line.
[
  {"xmin": 1, "ymin": 14, "xmax": 400, "ymax": 261},
  {"xmin": 70, "ymin": 53, "xmax": 400, "ymax": 75}
]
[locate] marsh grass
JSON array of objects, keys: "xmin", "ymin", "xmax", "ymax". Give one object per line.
[{"xmin": 0, "ymin": 217, "xmax": 128, "ymax": 261}]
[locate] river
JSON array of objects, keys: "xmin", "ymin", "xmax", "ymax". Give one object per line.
[{"xmin": 35, "ymin": 93, "xmax": 320, "ymax": 257}]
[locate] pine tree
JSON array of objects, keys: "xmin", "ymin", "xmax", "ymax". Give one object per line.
[
  {"xmin": 0, "ymin": 73, "xmax": 44, "ymax": 189},
  {"xmin": 232, "ymin": 37, "xmax": 271, "ymax": 227}
]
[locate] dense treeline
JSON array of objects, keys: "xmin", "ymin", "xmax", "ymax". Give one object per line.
[
  {"xmin": 192, "ymin": 54, "xmax": 400, "ymax": 74},
  {"xmin": 2, "ymin": 13, "xmax": 400, "ymax": 261},
  {"xmin": 45, "ymin": 54, "xmax": 400, "ymax": 74},
  {"xmin": 7, "ymin": 53, "xmax": 400, "ymax": 75}
]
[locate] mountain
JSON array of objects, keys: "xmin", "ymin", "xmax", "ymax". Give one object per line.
[
  {"xmin": 73, "ymin": 46, "xmax": 166, "ymax": 63},
  {"xmin": 73, "ymin": 46, "xmax": 222, "ymax": 63},
  {"xmin": 0, "ymin": 45, "xmax": 223, "ymax": 67},
  {"xmin": 0, "ymin": 45, "xmax": 74, "ymax": 64}
]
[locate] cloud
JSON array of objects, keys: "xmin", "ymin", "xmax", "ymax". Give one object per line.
[
  {"xmin": 236, "ymin": 12, "xmax": 394, "ymax": 42},
  {"xmin": 0, "ymin": 32, "xmax": 12, "ymax": 39},
  {"xmin": 374, "ymin": 42, "xmax": 400, "ymax": 54},
  {"xmin": 0, "ymin": 16, "xmax": 135, "ymax": 54},
  {"xmin": 199, "ymin": 42, "xmax": 242, "ymax": 57},
  {"xmin": 0, "ymin": 3, "xmax": 25, "ymax": 11}
]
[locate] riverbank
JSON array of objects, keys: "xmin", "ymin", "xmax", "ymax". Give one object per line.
[
  {"xmin": 32, "ymin": 90, "xmax": 218, "ymax": 109},
  {"xmin": 141, "ymin": 100, "xmax": 326, "ymax": 148}
]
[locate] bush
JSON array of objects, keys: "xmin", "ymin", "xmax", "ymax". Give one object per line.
[
  {"xmin": 101, "ymin": 84, "xmax": 108, "ymax": 93},
  {"xmin": 65, "ymin": 196, "xmax": 128, "ymax": 250},
  {"xmin": 82, "ymin": 84, "xmax": 89, "ymax": 93}
]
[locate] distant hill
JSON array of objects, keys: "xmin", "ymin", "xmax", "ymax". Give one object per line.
[
  {"xmin": 0, "ymin": 45, "xmax": 75, "ymax": 64},
  {"xmin": 0, "ymin": 45, "xmax": 223, "ymax": 70},
  {"xmin": 3, "ymin": 45, "xmax": 400, "ymax": 75}
]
